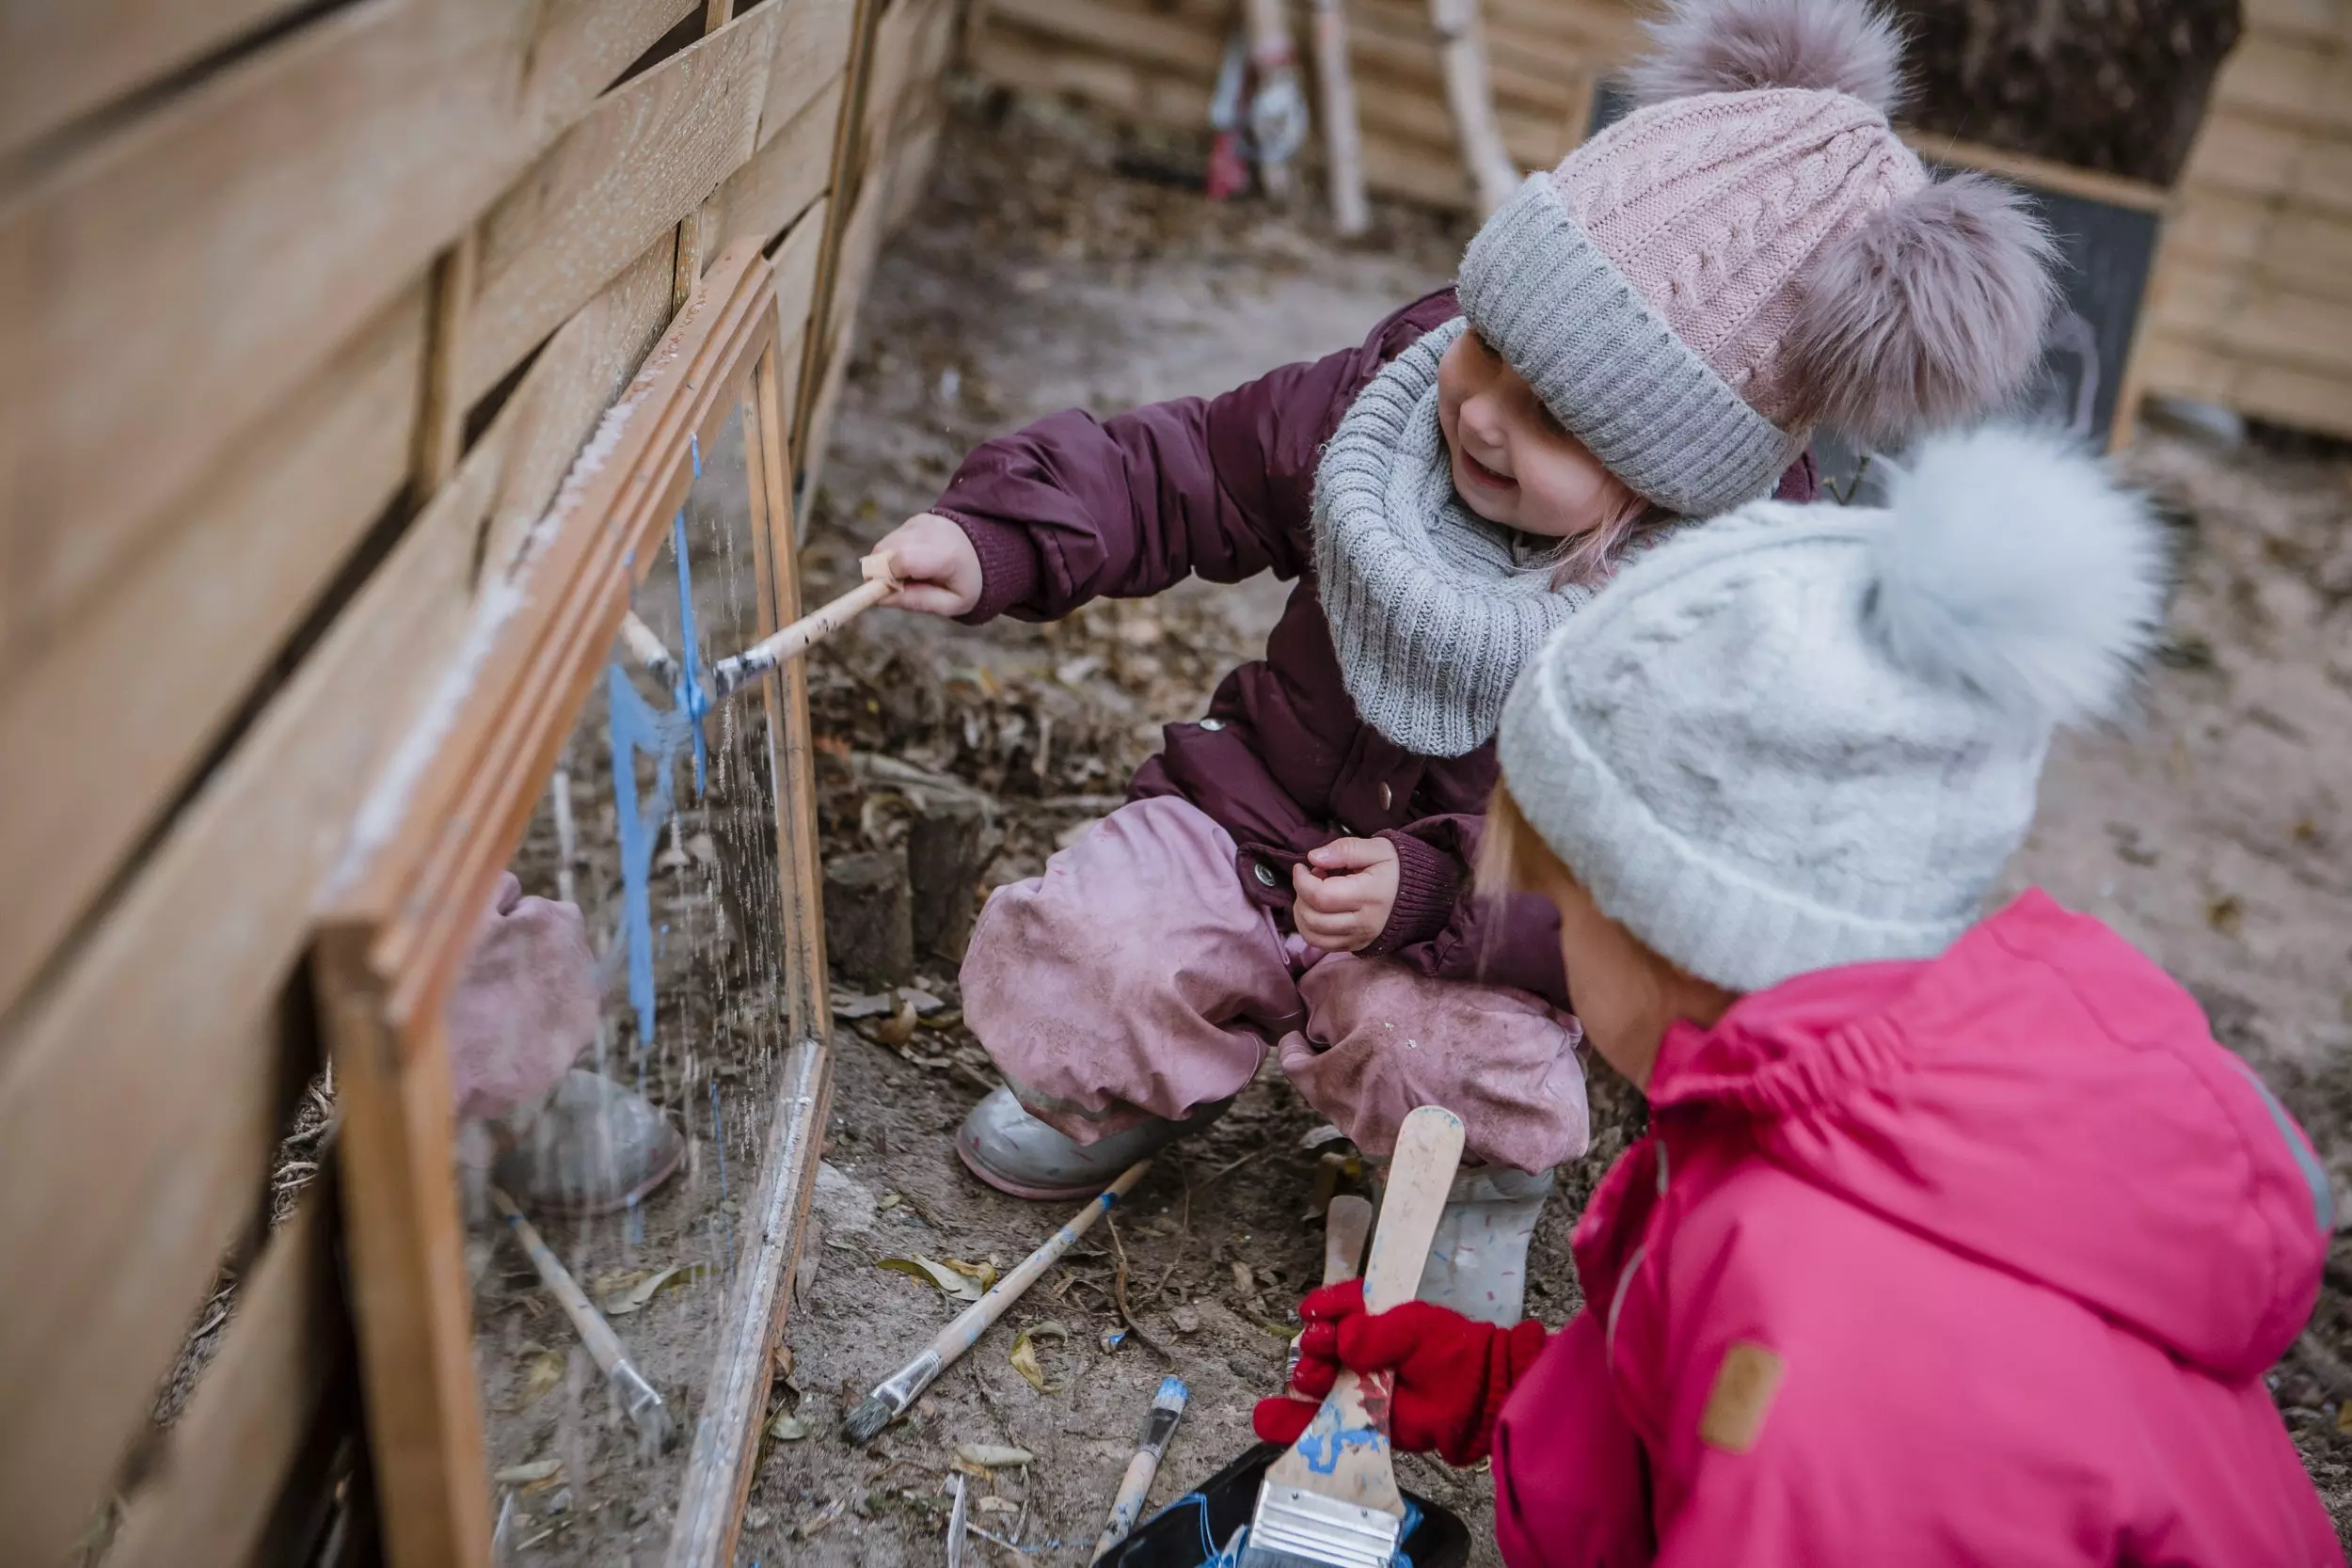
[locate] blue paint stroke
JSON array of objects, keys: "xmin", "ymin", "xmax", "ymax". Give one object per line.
[{"xmin": 606, "ymin": 662, "xmax": 694, "ymax": 1048}]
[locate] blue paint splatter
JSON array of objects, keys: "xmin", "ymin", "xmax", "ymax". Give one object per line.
[{"xmin": 1295, "ymin": 1421, "xmax": 1384, "ymax": 1475}]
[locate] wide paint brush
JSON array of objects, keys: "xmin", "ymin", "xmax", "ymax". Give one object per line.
[{"xmin": 1235, "ymin": 1106, "xmax": 1464, "ymax": 1568}]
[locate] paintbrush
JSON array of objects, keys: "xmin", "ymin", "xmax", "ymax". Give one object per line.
[
  {"xmin": 1236, "ymin": 1107, "xmax": 1464, "ymax": 1568},
  {"xmin": 491, "ymin": 1186, "xmax": 675, "ymax": 1457},
  {"xmin": 707, "ymin": 549, "xmax": 899, "ymax": 700},
  {"xmin": 843, "ymin": 1158, "xmax": 1152, "ymax": 1444},
  {"xmin": 1093, "ymin": 1375, "xmax": 1192, "ymax": 1559}
]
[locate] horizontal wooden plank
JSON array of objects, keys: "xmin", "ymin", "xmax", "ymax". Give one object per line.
[
  {"xmin": 982, "ymin": 0, "xmax": 1223, "ymax": 79},
  {"xmin": 0, "ymin": 283, "xmax": 427, "ymax": 1019},
  {"xmin": 2152, "ymin": 252, "xmax": 2352, "ymax": 378},
  {"xmin": 0, "ymin": 0, "xmax": 691, "ymax": 677},
  {"xmin": 0, "ymin": 0, "xmax": 310, "ymax": 163},
  {"xmin": 0, "ymin": 243, "xmax": 673, "ymax": 1568},
  {"xmin": 755, "ymin": 0, "xmax": 860, "ymax": 145},
  {"xmin": 107, "ymin": 1177, "xmax": 344, "ymax": 1568},
  {"xmin": 461, "ymin": 0, "xmax": 787, "ymax": 408},
  {"xmin": 969, "ymin": 24, "xmax": 1215, "ymax": 127},
  {"xmin": 708, "ymin": 79, "xmax": 847, "ymax": 258},
  {"xmin": 2161, "ymin": 184, "xmax": 2352, "ymax": 299},
  {"xmin": 2241, "ymin": 0, "xmax": 2352, "ymax": 45},
  {"xmin": 2183, "ymin": 109, "xmax": 2352, "ymax": 216},
  {"xmin": 2210, "ymin": 28, "xmax": 2352, "ymax": 137},
  {"xmin": 1908, "ymin": 131, "xmax": 2171, "ymax": 213},
  {"xmin": 2140, "ymin": 328, "xmax": 2352, "ymax": 436}
]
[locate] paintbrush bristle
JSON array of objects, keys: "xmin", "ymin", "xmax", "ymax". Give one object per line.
[{"xmin": 840, "ymin": 1394, "xmax": 896, "ymax": 1444}]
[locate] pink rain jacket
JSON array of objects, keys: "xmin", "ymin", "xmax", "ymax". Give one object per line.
[{"xmin": 1493, "ymin": 890, "xmax": 2341, "ymax": 1567}]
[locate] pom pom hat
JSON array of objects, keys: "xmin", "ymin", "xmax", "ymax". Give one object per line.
[
  {"xmin": 1495, "ymin": 426, "xmax": 2169, "ymax": 992},
  {"xmin": 1456, "ymin": 0, "xmax": 2058, "ymax": 517}
]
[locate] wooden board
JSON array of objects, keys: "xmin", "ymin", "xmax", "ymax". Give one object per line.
[
  {"xmin": 708, "ymin": 82, "xmax": 848, "ymax": 258},
  {"xmin": 461, "ymin": 0, "xmax": 787, "ymax": 409},
  {"xmin": 0, "ymin": 231, "xmax": 676, "ymax": 1568},
  {"xmin": 2140, "ymin": 328, "xmax": 2352, "ymax": 434},
  {"xmin": 0, "ymin": 0, "xmax": 691, "ymax": 673},
  {"xmin": 2143, "ymin": 252, "xmax": 2352, "ymax": 379},
  {"xmin": 106, "ymin": 1175, "xmax": 348, "ymax": 1568},
  {"xmin": 2160, "ymin": 184, "xmax": 2352, "ymax": 300},
  {"xmin": 0, "ymin": 285, "xmax": 425, "ymax": 1019},
  {"xmin": 0, "ymin": 0, "xmax": 310, "ymax": 162}
]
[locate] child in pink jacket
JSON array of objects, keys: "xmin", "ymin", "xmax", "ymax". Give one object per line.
[
  {"xmin": 1258, "ymin": 424, "xmax": 2342, "ymax": 1563},
  {"xmin": 874, "ymin": 0, "xmax": 2056, "ymax": 1324}
]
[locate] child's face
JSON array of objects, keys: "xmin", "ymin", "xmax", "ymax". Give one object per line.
[{"xmin": 1438, "ymin": 330, "xmax": 1637, "ymax": 540}]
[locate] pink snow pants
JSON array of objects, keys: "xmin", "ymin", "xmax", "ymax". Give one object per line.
[{"xmin": 960, "ymin": 796, "xmax": 1590, "ymax": 1172}]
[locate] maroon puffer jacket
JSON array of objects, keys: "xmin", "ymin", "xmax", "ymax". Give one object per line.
[{"xmin": 934, "ymin": 290, "xmax": 1818, "ymax": 1007}]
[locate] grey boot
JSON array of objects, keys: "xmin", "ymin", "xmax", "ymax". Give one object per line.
[
  {"xmin": 1412, "ymin": 1165, "xmax": 1555, "ymax": 1326},
  {"xmin": 493, "ymin": 1069, "xmax": 685, "ymax": 1218},
  {"xmin": 955, "ymin": 1085, "xmax": 1230, "ymax": 1200}
]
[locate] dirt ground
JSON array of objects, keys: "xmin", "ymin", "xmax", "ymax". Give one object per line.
[{"xmin": 493, "ymin": 86, "xmax": 2352, "ymax": 1564}]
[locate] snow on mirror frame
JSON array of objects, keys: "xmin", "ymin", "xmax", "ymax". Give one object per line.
[{"xmin": 310, "ymin": 240, "xmax": 838, "ymax": 1568}]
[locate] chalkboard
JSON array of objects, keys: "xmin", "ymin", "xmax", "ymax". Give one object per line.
[{"xmin": 1584, "ymin": 84, "xmax": 2163, "ymax": 501}]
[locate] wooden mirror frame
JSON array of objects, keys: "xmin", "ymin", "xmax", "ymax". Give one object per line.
[{"xmin": 311, "ymin": 238, "xmax": 836, "ymax": 1568}]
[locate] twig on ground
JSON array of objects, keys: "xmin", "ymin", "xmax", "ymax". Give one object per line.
[
  {"xmin": 1197, "ymin": 1144, "xmax": 1273, "ymax": 1189},
  {"xmin": 1104, "ymin": 1214, "xmax": 1177, "ymax": 1363}
]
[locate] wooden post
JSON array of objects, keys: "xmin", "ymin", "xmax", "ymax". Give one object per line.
[
  {"xmin": 790, "ymin": 0, "xmax": 891, "ymax": 499},
  {"xmin": 663, "ymin": 341, "xmax": 840, "ymax": 1568},
  {"xmin": 1430, "ymin": 0, "xmax": 1517, "ymax": 216},
  {"xmin": 1311, "ymin": 0, "xmax": 1369, "ymax": 236},
  {"xmin": 415, "ymin": 231, "xmax": 479, "ymax": 498}
]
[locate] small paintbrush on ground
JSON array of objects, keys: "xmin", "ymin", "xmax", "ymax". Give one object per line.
[
  {"xmin": 491, "ymin": 1186, "xmax": 674, "ymax": 1457},
  {"xmin": 1094, "ymin": 1375, "xmax": 1191, "ymax": 1559},
  {"xmin": 843, "ymin": 1158, "xmax": 1152, "ymax": 1443},
  {"xmin": 1236, "ymin": 1106, "xmax": 1464, "ymax": 1568}
]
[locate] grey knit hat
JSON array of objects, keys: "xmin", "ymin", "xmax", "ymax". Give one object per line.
[{"xmin": 1495, "ymin": 425, "xmax": 2168, "ymax": 992}]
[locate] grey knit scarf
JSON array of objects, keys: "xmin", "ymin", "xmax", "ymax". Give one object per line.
[{"xmin": 1313, "ymin": 318, "xmax": 1596, "ymax": 758}]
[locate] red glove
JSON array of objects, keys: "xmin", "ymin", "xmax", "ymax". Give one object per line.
[{"xmin": 1252, "ymin": 1280, "xmax": 1549, "ymax": 1466}]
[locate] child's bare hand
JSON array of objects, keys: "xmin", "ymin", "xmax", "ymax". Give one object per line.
[
  {"xmin": 1292, "ymin": 836, "xmax": 1400, "ymax": 953},
  {"xmin": 873, "ymin": 513, "xmax": 983, "ymax": 617}
]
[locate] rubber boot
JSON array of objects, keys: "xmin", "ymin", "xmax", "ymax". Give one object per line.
[
  {"xmin": 955, "ymin": 1084, "xmax": 1232, "ymax": 1201},
  {"xmin": 492, "ymin": 1069, "xmax": 685, "ymax": 1218},
  {"xmin": 1411, "ymin": 1164, "xmax": 1555, "ymax": 1326}
]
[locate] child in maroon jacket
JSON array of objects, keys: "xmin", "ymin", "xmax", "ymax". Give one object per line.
[{"xmin": 877, "ymin": 0, "xmax": 2058, "ymax": 1322}]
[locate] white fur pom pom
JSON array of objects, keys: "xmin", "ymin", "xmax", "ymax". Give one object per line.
[
  {"xmin": 1867, "ymin": 426, "xmax": 2169, "ymax": 725},
  {"xmin": 1627, "ymin": 0, "xmax": 1907, "ymax": 114}
]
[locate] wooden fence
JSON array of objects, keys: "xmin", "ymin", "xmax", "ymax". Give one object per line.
[
  {"xmin": 966, "ymin": 0, "xmax": 2352, "ymax": 440},
  {"xmin": 0, "ymin": 1, "xmax": 959, "ymax": 1563}
]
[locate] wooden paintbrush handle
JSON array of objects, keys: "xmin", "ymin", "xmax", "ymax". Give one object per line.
[
  {"xmin": 1361, "ymin": 1106, "xmax": 1465, "ymax": 1312},
  {"xmin": 1324, "ymin": 1195, "xmax": 1373, "ymax": 1287}
]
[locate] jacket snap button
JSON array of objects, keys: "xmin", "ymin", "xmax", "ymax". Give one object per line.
[
  {"xmin": 1199, "ymin": 717, "xmax": 1223, "ymax": 732},
  {"xmin": 1377, "ymin": 782, "xmax": 1393, "ymax": 811},
  {"xmin": 1253, "ymin": 861, "xmax": 1278, "ymax": 888}
]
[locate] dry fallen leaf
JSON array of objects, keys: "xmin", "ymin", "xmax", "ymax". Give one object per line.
[
  {"xmin": 977, "ymin": 1496, "xmax": 1021, "ymax": 1514},
  {"xmin": 941, "ymin": 1258, "xmax": 999, "ymax": 1292},
  {"xmin": 879, "ymin": 1255, "xmax": 986, "ymax": 1303},
  {"xmin": 1231, "ymin": 1261, "xmax": 1254, "ymax": 1294},
  {"xmin": 769, "ymin": 1412, "xmax": 810, "ymax": 1442},
  {"xmin": 493, "ymin": 1459, "xmax": 563, "ymax": 1486},
  {"xmin": 1009, "ymin": 1330, "xmax": 1052, "ymax": 1393},
  {"xmin": 600, "ymin": 1264, "xmax": 696, "ymax": 1317},
  {"xmin": 956, "ymin": 1443, "xmax": 1036, "ymax": 1468},
  {"xmin": 868, "ymin": 998, "xmax": 921, "ymax": 1047},
  {"xmin": 513, "ymin": 1347, "xmax": 564, "ymax": 1410}
]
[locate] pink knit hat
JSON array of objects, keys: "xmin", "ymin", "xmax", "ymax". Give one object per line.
[{"xmin": 1456, "ymin": 0, "xmax": 2057, "ymax": 516}]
